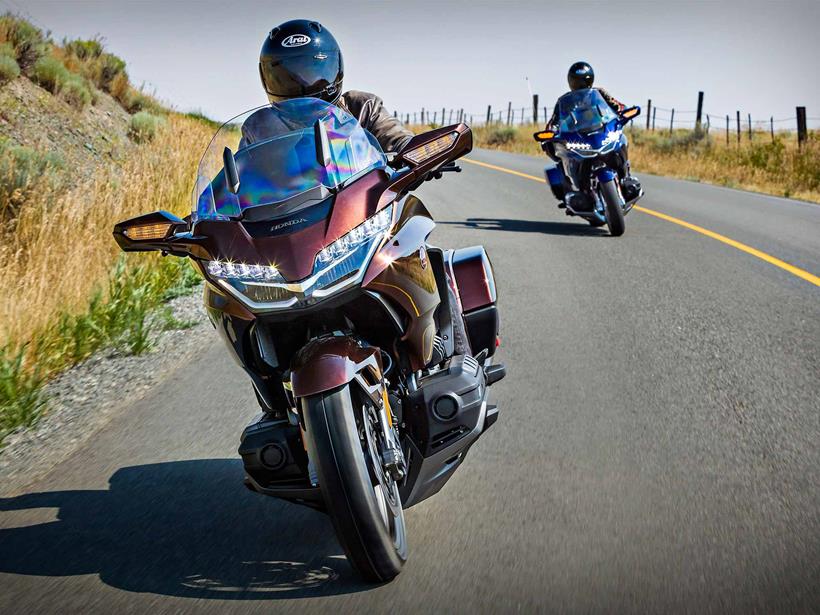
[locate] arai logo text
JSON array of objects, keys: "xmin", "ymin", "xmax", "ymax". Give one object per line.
[{"xmin": 282, "ymin": 34, "xmax": 311, "ymax": 48}]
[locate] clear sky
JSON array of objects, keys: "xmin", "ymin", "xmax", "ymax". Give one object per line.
[{"xmin": 7, "ymin": 0, "xmax": 819, "ymax": 127}]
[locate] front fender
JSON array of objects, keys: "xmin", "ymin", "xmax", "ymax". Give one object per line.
[
  {"xmin": 595, "ymin": 167, "xmax": 617, "ymax": 182},
  {"xmin": 290, "ymin": 336, "xmax": 381, "ymax": 398}
]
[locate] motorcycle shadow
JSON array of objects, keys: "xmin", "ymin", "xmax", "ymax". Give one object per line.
[
  {"xmin": 0, "ymin": 459, "xmax": 374, "ymax": 600},
  {"xmin": 440, "ymin": 218, "xmax": 608, "ymax": 236}
]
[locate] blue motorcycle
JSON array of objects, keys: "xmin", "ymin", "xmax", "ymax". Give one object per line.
[{"xmin": 534, "ymin": 88, "xmax": 642, "ymax": 236}]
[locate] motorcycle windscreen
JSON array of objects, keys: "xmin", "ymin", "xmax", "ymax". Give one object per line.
[
  {"xmin": 193, "ymin": 98, "xmax": 387, "ymax": 221},
  {"xmin": 556, "ymin": 88, "xmax": 618, "ymax": 134}
]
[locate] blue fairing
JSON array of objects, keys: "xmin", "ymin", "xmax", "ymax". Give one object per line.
[
  {"xmin": 561, "ymin": 118, "xmax": 624, "ymax": 160},
  {"xmin": 595, "ymin": 167, "xmax": 617, "ymax": 181}
]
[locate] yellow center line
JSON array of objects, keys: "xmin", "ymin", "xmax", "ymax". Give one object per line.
[{"xmin": 461, "ymin": 157, "xmax": 820, "ymax": 287}]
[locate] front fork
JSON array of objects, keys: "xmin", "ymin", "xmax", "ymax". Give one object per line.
[{"xmin": 354, "ymin": 371, "xmax": 406, "ymax": 481}]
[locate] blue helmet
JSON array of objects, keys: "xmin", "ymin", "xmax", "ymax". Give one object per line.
[
  {"xmin": 568, "ymin": 62, "xmax": 594, "ymax": 90},
  {"xmin": 259, "ymin": 20, "xmax": 344, "ymax": 104}
]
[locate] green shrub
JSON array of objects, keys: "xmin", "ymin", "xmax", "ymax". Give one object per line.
[
  {"xmin": 58, "ymin": 73, "xmax": 91, "ymax": 109},
  {"xmin": 0, "ymin": 344, "xmax": 46, "ymax": 444},
  {"xmin": 31, "ymin": 55, "xmax": 68, "ymax": 93},
  {"xmin": 0, "ymin": 257, "xmax": 202, "ymax": 445},
  {"xmin": 0, "ymin": 52, "xmax": 19, "ymax": 83},
  {"xmin": 184, "ymin": 109, "xmax": 221, "ymax": 130},
  {"xmin": 60, "ymin": 37, "xmax": 126, "ymax": 95},
  {"xmin": 123, "ymin": 88, "xmax": 163, "ymax": 114},
  {"xmin": 64, "ymin": 37, "xmax": 103, "ymax": 60},
  {"xmin": 0, "ymin": 139, "xmax": 64, "ymax": 217},
  {"xmin": 97, "ymin": 52, "xmax": 125, "ymax": 90},
  {"xmin": 0, "ymin": 13, "xmax": 47, "ymax": 71},
  {"xmin": 485, "ymin": 126, "xmax": 517, "ymax": 146},
  {"xmin": 129, "ymin": 111, "xmax": 164, "ymax": 143}
]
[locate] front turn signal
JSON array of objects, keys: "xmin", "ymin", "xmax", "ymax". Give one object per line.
[
  {"xmin": 403, "ymin": 132, "xmax": 458, "ymax": 165},
  {"xmin": 123, "ymin": 222, "xmax": 172, "ymax": 241},
  {"xmin": 622, "ymin": 107, "xmax": 640, "ymax": 119},
  {"xmin": 533, "ymin": 130, "xmax": 556, "ymax": 142}
]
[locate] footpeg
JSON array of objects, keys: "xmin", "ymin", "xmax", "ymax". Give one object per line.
[{"xmin": 484, "ymin": 363, "xmax": 506, "ymax": 386}]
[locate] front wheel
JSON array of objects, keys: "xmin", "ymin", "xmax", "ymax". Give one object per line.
[
  {"xmin": 302, "ymin": 385, "xmax": 407, "ymax": 582},
  {"xmin": 600, "ymin": 179, "xmax": 626, "ymax": 237}
]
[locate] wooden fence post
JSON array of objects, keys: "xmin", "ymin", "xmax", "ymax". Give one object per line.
[
  {"xmin": 646, "ymin": 99, "xmax": 652, "ymax": 130},
  {"xmin": 736, "ymin": 111, "xmax": 741, "ymax": 145},
  {"xmin": 770, "ymin": 117, "xmax": 774, "ymax": 142},
  {"xmin": 706, "ymin": 114, "xmax": 710, "ymax": 134},
  {"xmin": 533, "ymin": 94, "xmax": 539, "ymax": 124},
  {"xmin": 448, "ymin": 109, "xmax": 453, "ymax": 124},
  {"xmin": 486, "ymin": 105, "xmax": 491, "ymax": 124},
  {"xmin": 669, "ymin": 108, "xmax": 675, "ymax": 135},
  {"xmin": 652, "ymin": 107, "xmax": 656, "ymax": 131},
  {"xmin": 543, "ymin": 106, "xmax": 547, "ymax": 124},
  {"xmin": 725, "ymin": 115, "xmax": 729, "ymax": 145},
  {"xmin": 433, "ymin": 111, "xmax": 437, "ymax": 125},
  {"xmin": 696, "ymin": 91, "xmax": 704, "ymax": 130},
  {"xmin": 506, "ymin": 101, "xmax": 512, "ymax": 126},
  {"xmin": 796, "ymin": 106, "xmax": 807, "ymax": 147},
  {"xmin": 520, "ymin": 107, "xmax": 524, "ymax": 125},
  {"xmin": 748, "ymin": 113, "xmax": 752, "ymax": 141}
]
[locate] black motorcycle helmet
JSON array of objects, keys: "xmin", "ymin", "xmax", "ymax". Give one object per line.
[
  {"xmin": 258, "ymin": 19, "xmax": 344, "ymax": 104},
  {"xmin": 567, "ymin": 61, "xmax": 594, "ymax": 90}
]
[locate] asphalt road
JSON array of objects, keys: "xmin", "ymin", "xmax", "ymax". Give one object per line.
[{"xmin": 2, "ymin": 149, "xmax": 818, "ymax": 613}]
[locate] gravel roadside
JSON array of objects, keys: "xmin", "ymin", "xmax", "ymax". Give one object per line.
[{"xmin": 0, "ymin": 285, "xmax": 213, "ymax": 497}]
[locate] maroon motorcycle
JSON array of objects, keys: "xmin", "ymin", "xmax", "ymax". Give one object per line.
[{"xmin": 114, "ymin": 97, "xmax": 505, "ymax": 581}]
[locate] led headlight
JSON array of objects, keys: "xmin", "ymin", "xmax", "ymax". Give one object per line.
[
  {"xmin": 206, "ymin": 260, "xmax": 283, "ymax": 283},
  {"xmin": 316, "ymin": 205, "xmax": 392, "ymax": 266},
  {"xmin": 601, "ymin": 129, "xmax": 622, "ymax": 147},
  {"xmin": 566, "ymin": 141, "xmax": 591, "ymax": 150},
  {"xmin": 203, "ymin": 205, "xmax": 393, "ymax": 312}
]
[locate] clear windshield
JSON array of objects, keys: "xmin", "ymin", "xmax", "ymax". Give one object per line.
[
  {"xmin": 557, "ymin": 88, "xmax": 618, "ymax": 133},
  {"xmin": 193, "ymin": 98, "xmax": 387, "ymax": 221}
]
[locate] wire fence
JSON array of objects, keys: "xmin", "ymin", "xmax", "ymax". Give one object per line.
[{"xmin": 395, "ymin": 93, "xmax": 817, "ymax": 146}]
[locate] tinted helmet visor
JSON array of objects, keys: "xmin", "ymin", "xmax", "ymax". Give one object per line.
[{"xmin": 261, "ymin": 51, "xmax": 343, "ymax": 101}]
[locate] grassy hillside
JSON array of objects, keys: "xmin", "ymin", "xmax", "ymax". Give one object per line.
[
  {"xmin": 0, "ymin": 14, "xmax": 215, "ymax": 444},
  {"xmin": 411, "ymin": 123, "xmax": 820, "ymax": 204}
]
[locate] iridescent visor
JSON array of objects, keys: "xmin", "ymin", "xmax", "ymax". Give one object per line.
[{"xmin": 194, "ymin": 98, "xmax": 387, "ymax": 221}]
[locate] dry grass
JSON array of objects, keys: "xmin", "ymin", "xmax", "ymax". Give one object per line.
[
  {"xmin": 0, "ymin": 113, "xmax": 213, "ymax": 442},
  {"xmin": 0, "ymin": 114, "xmax": 212, "ymax": 349},
  {"xmin": 411, "ymin": 122, "xmax": 820, "ymax": 204}
]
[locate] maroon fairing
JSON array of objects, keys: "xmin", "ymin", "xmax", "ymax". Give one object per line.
[
  {"xmin": 451, "ymin": 247, "xmax": 497, "ymax": 311},
  {"xmin": 290, "ymin": 336, "xmax": 381, "ymax": 398},
  {"xmin": 192, "ymin": 169, "xmax": 393, "ymax": 282}
]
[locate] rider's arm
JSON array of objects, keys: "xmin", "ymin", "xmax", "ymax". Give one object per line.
[
  {"xmin": 546, "ymin": 104, "xmax": 559, "ymax": 129},
  {"xmin": 596, "ymin": 88, "xmax": 625, "ymax": 114},
  {"xmin": 340, "ymin": 90, "xmax": 414, "ymax": 153}
]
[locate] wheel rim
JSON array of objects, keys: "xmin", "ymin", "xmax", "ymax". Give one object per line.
[{"xmin": 362, "ymin": 403, "xmax": 406, "ymax": 553}]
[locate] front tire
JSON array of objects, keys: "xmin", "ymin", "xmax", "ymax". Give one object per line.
[
  {"xmin": 600, "ymin": 179, "xmax": 626, "ymax": 236},
  {"xmin": 302, "ymin": 385, "xmax": 407, "ymax": 582}
]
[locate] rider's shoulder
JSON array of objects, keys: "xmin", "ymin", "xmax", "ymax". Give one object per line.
[
  {"xmin": 242, "ymin": 105, "xmax": 274, "ymax": 125},
  {"xmin": 340, "ymin": 90, "xmax": 383, "ymax": 111}
]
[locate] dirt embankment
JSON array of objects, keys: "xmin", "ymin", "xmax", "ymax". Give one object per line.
[{"xmin": 0, "ymin": 75, "xmax": 135, "ymax": 182}]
